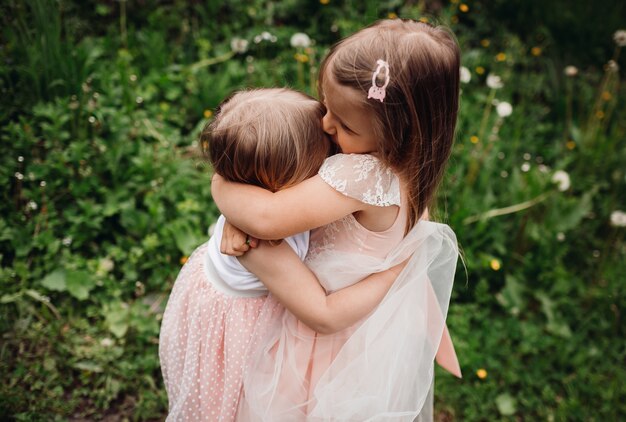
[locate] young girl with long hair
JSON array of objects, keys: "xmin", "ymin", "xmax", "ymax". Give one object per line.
[
  {"xmin": 211, "ymin": 19, "xmax": 462, "ymax": 420},
  {"xmin": 158, "ymin": 88, "xmax": 405, "ymax": 421}
]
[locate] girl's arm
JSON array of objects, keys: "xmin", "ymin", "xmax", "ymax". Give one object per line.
[
  {"xmin": 212, "ymin": 173, "xmax": 365, "ymax": 239},
  {"xmin": 237, "ymin": 241, "xmax": 404, "ymax": 334}
]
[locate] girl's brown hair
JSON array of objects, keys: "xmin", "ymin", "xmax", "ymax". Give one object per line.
[
  {"xmin": 319, "ymin": 19, "xmax": 460, "ymax": 230},
  {"xmin": 202, "ymin": 88, "xmax": 330, "ymax": 192}
]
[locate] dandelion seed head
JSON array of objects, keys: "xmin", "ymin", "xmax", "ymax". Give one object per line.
[
  {"xmin": 486, "ymin": 73, "xmax": 503, "ymax": 89},
  {"xmin": 551, "ymin": 170, "xmax": 571, "ymax": 191},
  {"xmin": 17, "ymin": 156, "xmax": 24, "ymax": 162},
  {"xmin": 27, "ymin": 200, "xmax": 38, "ymax": 210},
  {"xmin": 88, "ymin": 116, "xmax": 96, "ymax": 124},
  {"xmin": 14, "ymin": 172, "xmax": 24, "ymax": 180},
  {"xmin": 523, "ymin": 153, "xmax": 531, "ymax": 161},
  {"xmin": 592, "ymin": 250, "xmax": 600, "ymax": 258},
  {"xmin": 614, "ymin": 30, "xmax": 626, "ymax": 47},
  {"xmin": 605, "ymin": 60, "xmax": 619, "ymax": 73},
  {"xmin": 497, "ymin": 152, "xmax": 505, "ymax": 159},
  {"xmin": 500, "ymin": 170, "xmax": 508, "ymax": 178},
  {"xmin": 556, "ymin": 232, "xmax": 565, "ymax": 241},
  {"xmin": 610, "ymin": 210, "xmax": 626, "ymax": 227},
  {"xmin": 40, "ymin": 181, "xmax": 46, "ymax": 187},
  {"xmin": 460, "ymin": 66, "xmax": 471, "ymax": 83},
  {"xmin": 564, "ymin": 66, "xmax": 578, "ymax": 77},
  {"xmin": 129, "ymin": 74, "xmax": 137, "ymax": 82},
  {"xmin": 521, "ymin": 162, "xmax": 531, "ymax": 172},
  {"xmin": 136, "ymin": 96, "xmax": 143, "ymax": 104},
  {"xmin": 496, "ymin": 101, "xmax": 512, "ymax": 117},
  {"xmin": 290, "ymin": 33, "xmax": 311, "ymax": 48}
]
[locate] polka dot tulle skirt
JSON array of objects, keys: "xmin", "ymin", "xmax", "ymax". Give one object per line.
[{"xmin": 158, "ymin": 242, "xmax": 275, "ymax": 421}]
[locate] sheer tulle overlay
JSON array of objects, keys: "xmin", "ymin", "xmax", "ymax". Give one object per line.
[
  {"xmin": 240, "ymin": 221, "xmax": 459, "ymax": 421},
  {"xmin": 159, "ymin": 243, "xmax": 280, "ymax": 421}
]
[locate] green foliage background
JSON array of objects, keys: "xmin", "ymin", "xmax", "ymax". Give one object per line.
[{"xmin": 1, "ymin": 0, "xmax": 624, "ymax": 420}]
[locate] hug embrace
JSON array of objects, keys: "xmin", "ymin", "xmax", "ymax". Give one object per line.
[{"xmin": 159, "ymin": 18, "xmax": 463, "ymax": 421}]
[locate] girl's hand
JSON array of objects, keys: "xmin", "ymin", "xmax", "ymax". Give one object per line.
[{"xmin": 220, "ymin": 220, "xmax": 258, "ymax": 256}]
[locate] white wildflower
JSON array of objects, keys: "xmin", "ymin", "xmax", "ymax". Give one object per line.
[
  {"xmin": 290, "ymin": 33, "xmax": 311, "ymax": 48},
  {"xmin": 460, "ymin": 66, "xmax": 471, "ymax": 83},
  {"xmin": 261, "ymin": 31, "xmax": 272, "ymax": 41},
  {"xmin": 62, "ymin": 236, "xmax": 73, "ymax": 246},
  {"xmin": 551, "ymin": 170, "xmax": 571, "ymax": 191},
  {"xmin": 486, "ymin": 73, "xmax": 503, "ymax": 89},
  {"xmin": 496, "ymin": 101, "xmax": 512, "ymax": 117},
  {"xmin": 610, "ymin": 210, "xmax": 626, "ymax": 227},
  {"xmin": 27, "ymin": 200, "xmax": 37, "ymax": 210},
  {"xmin": 230, "ymin": 37, "xmax": 249, "ymax": 54},
  {"xmin": 100, "ymin": 338, "xmax": 114, "ymax": 347},
  {"xmin": 564, "ymin": 66, "xmax": 578, "ymax": 77},
  {"xmin": 614, "ymin": 30, "xmax": 626, "ymax": 47},
  {"xmin": 99, "ymin": 257, "xmax": 115, "ymax": 273}
]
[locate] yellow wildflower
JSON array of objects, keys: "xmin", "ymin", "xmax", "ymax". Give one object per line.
[
  {"xmin": 496, "ymin": 52, "xmax": 506, "ymax": 62},
  {"xmin": 294, "ymin": 53, "xmax": 309, "ymax": 63},
  {"xmin": 566, "ymin": 140, "xmax": 576, "ymax": 150},
  {"xmin": 475, "ymin": 66, "xmax": 485, "ymax": 75},
  {"xmin": 180, "ymin": 256, "xmax": 188, "ymax": 265},
  {"xmin": 320, "ymin": 0, "xmax": 329, "ymax": 4},
  {"xmin": 419, "ymin": 17, "xmax": 429, "ymax": 23},
  {"xmin": 451, "ymin": 0, "xmax": 459, "ymax": 3},
  {"xmin": 476, "ymin": 368, "xmax": 487, "ymax": 379},
  {"xmin": 601, "ymin": 91, "xmax": 612, "ymax": 101},
  {"xmin": 459, "ymin": 4, "xmax": 469, "ymax": 12},
  {"xmin": 470, "ymin": 135, "xmax": 479, "ymax": 144},
  {"xmin": 480, "ymin": 39, "xmax": 490, "ymax": 47},
  {"xmin": 490, "ymin": 259, "xmax": 501, "ymax": 271},
  {"xmin": 531, "ymin": 46, "xmax": 542, "ymax": 56},
  {"xmin": 595, "ymin": 110, "xmax": 605, "ymax": 119},
  {"xmin": 388, "ymin": 12, "xmax": 398, "ymax": 19},
  {"xmin": 203, "ymin": 109, "xmax": 213, "ymax": 119}
]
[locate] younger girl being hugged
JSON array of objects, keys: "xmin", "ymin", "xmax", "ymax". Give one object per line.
[
  {"xmin": 212, "ymin": 19, "xmax": 462, "ymax": 421},
  {"xmin": 158, "ymin": 88, "xmax": 405, "ymax": 421}
]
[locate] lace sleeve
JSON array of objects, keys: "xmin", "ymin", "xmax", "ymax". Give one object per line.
[{"xmin": 318, "ymin": 153, "xmax": 401, "ymax": 207}]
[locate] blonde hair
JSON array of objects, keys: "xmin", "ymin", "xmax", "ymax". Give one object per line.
[
  {"xmin": 319, "ymin": 19, "xmax": 461, "ymax": 230},
  {"xmin": 202, "ymin": 88, "xmax": 330, "ymax": 192}
]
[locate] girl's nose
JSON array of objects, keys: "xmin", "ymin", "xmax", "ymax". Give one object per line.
[{"xmin": 322, "ymin": 112, "xmax": 336, "ymax": 135}]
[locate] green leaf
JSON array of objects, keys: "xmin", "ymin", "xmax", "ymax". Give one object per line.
[
  {"xmin": 73, "ymin": 361, "xmax": 103, "ymax": 373},
  {"xmin": 41, "ymin": 269, "xmax": 67, "ymax": 292},
  {"xmin": 495, "ymin": 393, "xmax": 517, "ymax": 416},
  {"xmin": 104, "ymin": 301, "xmax": 130, "ymax": 338},
  {"xmin": 65, "ymin": 270, "xmax": 96, "ymax": 300}
]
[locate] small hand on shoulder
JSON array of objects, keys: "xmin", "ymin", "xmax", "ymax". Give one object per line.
[{"xmin": 220, "ymin": 219, "xmax": 258, "ymax": 256}]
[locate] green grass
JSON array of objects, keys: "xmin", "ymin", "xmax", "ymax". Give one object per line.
[{"xmin": 1, "ymin": 0, "xmax": 624, "ymax": 419}]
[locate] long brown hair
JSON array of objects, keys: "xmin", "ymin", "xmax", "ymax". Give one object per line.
[
  {"xmin": 202, "ymin": 88, "xmax": 331, "ymax": 192},
  {"xmin": 319, "ymin": 19, "xmax": 460, "ymax": 230}
]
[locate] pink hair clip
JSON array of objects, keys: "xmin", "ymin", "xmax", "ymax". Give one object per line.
[{"xmin": 367, "ymin": 59, "xmax": 390, "ymax": 102}]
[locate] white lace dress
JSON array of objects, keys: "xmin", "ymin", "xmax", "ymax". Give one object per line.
[{"xmin": 239, "ymin": 154, "xmax": 460, "ymax": 421}]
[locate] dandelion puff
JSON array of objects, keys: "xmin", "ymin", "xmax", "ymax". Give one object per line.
[
  {"xmin": 610, "ymin": 210, "xmax": 626, "ymax": 227},
  {"xmin": 551, "ymin": 170, "xmax": 571, "ymax": 191},
  {"xmin": 486, "ymin": 73, "xmax": 503, "ymax": 89},
  {"xmin": 564, "ymin": 66, "xmax": 578, "ymax": 77},
  {"xmin": 14, "ymin": 172, "xmax": 24, "ymax": 180},
  {"xmin": 614, "ymin": 30, "xmax": 626, "ymax": 47},
  {"xmin": 521, "ymin": 162, "xmax": 531, "ymax": 172},
  {"xmin": 460, "ymin": 66, "xmax": 471, "ymax": 83},
  {"xmin": 230, "ymin": 37, "xmax": 249, "ymax": 54},
  {"xmin": 605, "ymin": 60, "xmax": 619, "ymax": 73},
  {"xmin": 290, "ymin": 33, "xmax": 311, "ymax": 48},
  {"xmin": 27, "ymin": 200, "xmax": 38, "ymax": 210},
  {"xmin": 496, "ymin": 101, "xmax": 512, "ymax": 117},
  {"xmin": 17, "ymin": 156, "xmax": 24, "ymax": 162}
]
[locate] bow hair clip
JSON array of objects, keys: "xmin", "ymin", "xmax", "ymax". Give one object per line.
[{"xmin": 367, "ymin": 59, "xmax": 390, "ymax": 102}]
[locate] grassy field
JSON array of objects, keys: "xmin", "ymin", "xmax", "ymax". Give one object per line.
[{"xmin": 1, "ymin": 0, "xmax": 624, "ymax": 420}]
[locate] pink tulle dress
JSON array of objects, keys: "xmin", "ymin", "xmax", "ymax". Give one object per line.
[
  {"xmin": 239, "ymin": 154, "xmax": 460, "ymax": 421},
  {"xmin": 158, "ymin": 215, "xmax": 309, "ymax": 421}
]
